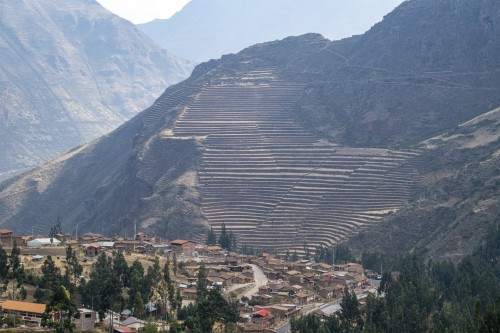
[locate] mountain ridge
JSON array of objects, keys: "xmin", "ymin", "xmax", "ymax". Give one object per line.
[
  {"xmin": 0, "ymin": 0, "xmax": 194, "ymax": 179},
  {"xmin": 138, "ymin": 0, "xmax": 404, "ymax": 62}
]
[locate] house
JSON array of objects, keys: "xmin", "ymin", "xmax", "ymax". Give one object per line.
[
  {"xmin": 85, "ymin": 244, "xmax": 103, "ymax": 257},
  {"xmin": 251, "ymin": 294, "xmax": 273, "ymax": 305},
  {"xmin": 81, "ymin": 233, "xmax": 104, "ymax": 242},
  {"xmin": 266, "ymin": 305, "xmax": 299, "ymax": 319},
  {"xmin": 258, "ymin": 285, "xmax": 271, "ymax": 295},
  {"xmin": 120, "ymin": 309, "xmax": 133, "ymax": 321},
  {"xmin": 170, "ymin": 239, "xmax": 196, "ymax": 256},
  {"xmin": 0, "ymin": 229, "xmax": 13, "ymax": 237},
  {"xmin": 250, "ymin": 309, "xmax": 274, "ymax": 327},
  {"xmin": 120, "ymin": 316, "xmax": 145, "ymax": 330},
  {"xmin": 0, "ymin": 229, "xmax": 24, "ymax": 247},
  {"xmin": 294, "ymin": 291, "xmax": 316, "ymax": 305},
  {"xmin": 32, "ymin": 238, "xmax": 62, "ymax": 246},
  {"xmin": 135, "ymin": 232, "xmax": 148, "ymax": 242},
  {"xmin": 206, "ymin": 246, "xmax": 224, "ymax": 257},
  {"xmin": 268, "ymin": 279, "xmax": 284, "ymax": 292},
  {"xmin": 233, "ymin": 273, "xmax": 253, "ymax": 284},
  {"xmin": 288, "ymin": 273, "xmax": 305, "ymax": 286},
  {"xmin": 207, "ymin": 276, "xmax": 226, "ymax": 287},
  {"xmin": 74, "ymin": 308, "xmax": 96, "ymax": 331},
  {"xmin": 318, "ymin": 286, "xmax": 344, "ymax": 300},
  {"xmin": 0, "ymin": 300, "xmax": 46, "ymax": 326},
  {"xmin": 271, "ymin": 291, "xmax": 290, "ymax": 303},
  {"xmin": 114, "ymin": 240, "xmax": 141, "ymax": 253},
  {"xmin": 181, "ymin": 287, "xmax": 197, "ymax": 300},
  {"xmin": 314, "ymin": 263, "xmax": 333, "ymax": 273}
]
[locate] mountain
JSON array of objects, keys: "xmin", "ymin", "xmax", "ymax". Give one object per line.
[
  {"xmin": 138, "ymin": 0, "xmax": 404, "ymax": 62},
  {"xmin": 348, "ymin": 108, "xmax": 500, "ymax": 260},
  {"xmin": 0, "ymin": 0, "xmax": 498, "ymax": 258},
  {"xmin": 0, "ymin": 0, "xmax": 194, "ymax": 180}
]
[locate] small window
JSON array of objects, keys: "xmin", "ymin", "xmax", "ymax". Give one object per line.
[{"xmin": 85, "ymin": 313, "xmax": 92, "ymax": 318}]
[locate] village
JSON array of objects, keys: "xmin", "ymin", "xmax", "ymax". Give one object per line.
[{"xmin": 0, "ymin": 228, "xmax": 382, "ymax": 332}]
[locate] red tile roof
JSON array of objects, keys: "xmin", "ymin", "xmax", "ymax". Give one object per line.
[
  {"xmin": 114, "ymin": 325, "xmax": 133, "ymax": 333},
  {"xmin": 253, "ymin": 309, "xmax": 270, "ymax": 317}
]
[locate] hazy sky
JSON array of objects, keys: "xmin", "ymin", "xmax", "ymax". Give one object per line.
[{"xmin": 96, "ymin": 0, "xmax": 191, "ymax": 24}]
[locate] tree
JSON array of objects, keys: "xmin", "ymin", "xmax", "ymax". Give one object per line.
[
  {"xmin": 147, "ymin": 256, "xmax": 162, "ymax": 286},
  {"xmin": 335, "ymin": 244, "xmax": 354, "ymax": 264},
  {"xmin": 113, "ymin": 250, "xmax": 130, "ymax": 287},
  {"xmin": 139, "ymin": 317, "xmax": 158, "ymax": 333},
  {"xmin": 291, "ymin": 313, "xmax": 323, "ymax": 333},
  {"xmin": 196, "ymin": 264, "xmax": 208, "ymax": 302},
  {"xmin": 163, "ymin": 260, "xmax": 171, "ymax": 284},
  {"xmin": 10, "ymin": 241, "xmax": 21, "ymax": 279},
  {"xmin": 133, "ymin": 292, "xmax": 144, "ymax": 319},
  {"xmin": 173, "ymin": 253, "xmax": 178, "ymax": 276},
  {"xmin": 206, "ymin": 227, "xmax": 217, "ymax": 246},
  {"xmin": 0, "ymin": 244, "xmax": 9, "ymax": 278},
  {"xmin": 339, "ymin": 287, "xmax": 363, "ymax": 331},
  {"xmin": 128, "ymin": 259, "xmax": 146, "ymax": 308},
  {"xmin": 218, "ymin": 223, "xmax": 231, "ymax": 250},
  {"xmin": 49, "ymin": 216, "xmax": 62, "ymax": 244},
  {"xmin": 284, "ymin": 249, "xmax": 290, "ymax": 262},
  {"xmin": 175, "ymin": 288, "xmax": 182, "ymax": 312},
  {"xmin": 168, "ymin": 281, "xmax": 175, "ymax": 314},
  {"xmin": 364, "ymin": 293, "xmax": 388, "ymax": 332},
  {"xmin": 19, "ymin": 286, "xmax": 27, "ymax": 300},
  {"xmin": 42, "ymin": 285, "xmax": 79, "ymax": 333},
  {"xmin": 229, "ymin": 231, "xmax": 237, "ymax": 251},
  {"xmin": 34, "ymin": 287, "xmax": 48, "ymax": 303},
  {"xmin": 41, "ymin": 255, "xmax": 61, "ymax": 290},
  {"xmin": 196, "ymin": 288, "xmax": 239, "ymax": 333},
  {"xmin": 65, "ymin": 245, "xmax": 82, "ymax": 285},
  {"xmin": 83, "ymin": 253, "xmax": 122, "ymax": 319}
]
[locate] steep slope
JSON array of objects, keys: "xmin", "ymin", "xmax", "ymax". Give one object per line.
[
  {"xmin": 290, "ymin": 0, "xmax": 500, "ymax": 147},
  {"xmin": 348, "ymin": 108, "xmax": 500, "ymax": 260},
  {"xmin": 0, "ymin": 0, "xmax": 498, "ymax": 257},
  {"xmin": 138, "ymin": 0, "xmax": 403, "ymax": 62},
  {"xmin": 0, "ymin": 0, "xmax": 193, "ymax": 179}
]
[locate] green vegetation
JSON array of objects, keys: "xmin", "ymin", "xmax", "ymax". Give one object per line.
[
  {"xmin": 42, "ymin": 285, "xmax": 79, "ymax": 333},
  {"xmin": 206, "ymin": 227, "xmax": 217, "ymax": 246},
  {"xmin": 218, "ymin": 222, "xmax": 237, "ymax": 251},
  {"xmin": 292, "ymin": 225, "xmax": 500, "ymax": 332},
  {"xmin": 315, "ymin": 244, "xmax": 355, "ymax": 265},
  {"xmin": 176, "ymin": 263, "xmax": 239, "ymax": 332}
]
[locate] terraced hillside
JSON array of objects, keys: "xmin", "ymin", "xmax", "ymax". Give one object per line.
[
  {"xmin": 168, "ymin": 70, "xmax": 420, "ymax": 251},
  {"xmin": 0, "ymin": 0, "xmax": 496, "ymax": 258}
]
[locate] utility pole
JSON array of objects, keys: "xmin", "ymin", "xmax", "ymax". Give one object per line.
[
  {"xmin": 134, "ymin": 221, "xmax": 137, "ymax": 252},
  {"xmin": 332, "ymin": 243, "xmax": 335, "ymax": 271}
]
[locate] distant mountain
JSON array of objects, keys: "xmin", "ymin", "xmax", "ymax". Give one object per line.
[
  {"xmin": 0, "ymin": 0, "xmax": 194, "ymax": 179},
  {"xmin": 0, "ymin": 0, "xmax": 498, "ymax": 259},
  {"xmin": 138, "ymin": 0, "xmax": 404, "ymax": 62}
]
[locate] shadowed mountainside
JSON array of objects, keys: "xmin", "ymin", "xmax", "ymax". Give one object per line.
[
  {"xmin": 348, "ymin": 108, "xmax": 500, "ymax": 260},
  {"xmin": 0, "ymin": 0, "xmax": 498, "ymax": 257},
  {"xmin": 0, "ymin": 0, "xmax": 194, "ymax": 179}
]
